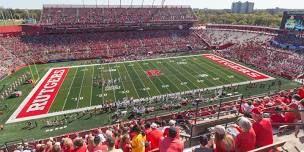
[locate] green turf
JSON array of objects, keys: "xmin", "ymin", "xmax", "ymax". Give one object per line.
[
  {"xmin": 0, "ymin": 53, "xmax": 301, "ymax": 145},
  {"xmin": 47, "ymin": 55, "xmax": 253, "ymax": 112}
]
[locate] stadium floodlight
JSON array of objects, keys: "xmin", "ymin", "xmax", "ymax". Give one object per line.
[
  {"xmin": 161, "ymin": 0, "xmax": 165, "ymax": 7},
  {"xmin": 152, "ymin": 0, "xmax": 156, "ymax": 7},
  {"xmin": 141, "ymin": 0, "xmax": 144, "ymax": 7}
]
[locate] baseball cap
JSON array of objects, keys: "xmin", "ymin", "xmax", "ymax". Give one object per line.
[
  {"xmin": 151, "ymin": 123, "xmax": 158, "ymax": 129},
  {"xmin": 251, "ymin": 107, "xmax": 263, "ymax": 115},
  {"xmin": 168, "ymin": 120, "xmax": 176, "ymax": 126},
  {"xmin": 213, "ymin": 125, "xmax": 225, "ymax": 135}
]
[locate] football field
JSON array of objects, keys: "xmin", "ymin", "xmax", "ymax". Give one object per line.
[{"xmin": 7, "ymin": 54, "xmax": 274, "ymax": 123}]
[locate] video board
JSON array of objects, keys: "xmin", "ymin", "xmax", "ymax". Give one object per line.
[{"xmin": 281, "ymin": 11, "xmax": 304, "ymax": 32}]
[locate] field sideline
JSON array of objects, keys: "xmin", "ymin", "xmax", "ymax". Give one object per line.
[{"xmin": 7, "ymin": 54, "xmax": 274, "ymax": 123}]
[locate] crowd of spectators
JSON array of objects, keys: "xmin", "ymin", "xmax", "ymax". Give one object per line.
[
  {"xmin": 273, "ymin": 33, "xmax": 304, "ymax": 49},
  {"xmin": 195, "ymin": 28, "xmax": 304, "ymax": 80},
  {"xmin": 0, "ymin": 29, "xmax": 206, "ymax": 79},
  {"xmin": 214, "ymin": 43, "xmax": 304, "ymax": 79},
  {"xmin": 195, "ymin": 29, "xmax": 273, "ymax": 46},
  {"xmin": 7, "ymin": 85, "xmax": 304, "ymax": 152},
  {"xmin": 11, "ymin": 119, "xmax": 185, "ymax": 152},
  {"xmin": 40, "ymin": 6, "xmax": 197, "ymax": 26}
]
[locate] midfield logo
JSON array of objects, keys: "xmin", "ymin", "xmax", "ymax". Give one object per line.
[{"xmin": 145, "ymin": 70, "xmax": 161, "ymax": 77}]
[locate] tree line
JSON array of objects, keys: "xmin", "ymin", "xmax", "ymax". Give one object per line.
[{"xmin": 194, "ymin": 9, "xmax": 283, "ymax": 28}]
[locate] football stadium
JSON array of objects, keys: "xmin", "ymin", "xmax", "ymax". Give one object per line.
[{"xmin": 0, "ymin": 0, "xmax": 303, "ymax": 151}]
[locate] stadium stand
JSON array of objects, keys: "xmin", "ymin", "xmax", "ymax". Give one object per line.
[
  {"xmin": 0, "ymin": 29, "xmax": 207, "ymax": 79},
  {"xmin": 39, "ymin": 5, "xmax": 197, "ymax": 32},
  {"xmin": 3, "ymin": 86, "xmax": 304, "ymax": 152}
]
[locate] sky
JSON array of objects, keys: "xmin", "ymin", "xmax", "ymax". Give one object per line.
[{"xmin": 0, "ymin": 0, "xmax": 303, "ymax": 9}]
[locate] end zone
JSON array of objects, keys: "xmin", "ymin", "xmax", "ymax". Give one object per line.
[
  {"xmin": 203, "ymin": 54, "xmax": 270, "ymax": 80},
  {"xmin": 6, "ymin": 68, "xmax": 69, "ymax": 124}
]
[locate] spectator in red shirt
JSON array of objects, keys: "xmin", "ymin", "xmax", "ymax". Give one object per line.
[
  {"xmin": 53, "ymin": 142, "xmax": 63, "ymax": 152},
  {"xmin": 297, "ymin": 87, "xmax": 304, "ymax": 99},
  {"xmin": 73, "ymin": 138, "xmax": 88, "ymax": 152},
  {"xmin": 147, "ymin": 123, "xmax": 163, "ymax": 150},
  {"xmin": 163, "ymin": 120, "xmax": 180, "ymax": 139},
  {"xmin": 144, "ymin": 122, "xmax": 152, "ymax": 135},
  {"xmin": 92, "ymin": 135, "xmax": 108, "ymax": 152},
  {"xmin": 45, "ymin": 140, "xmax": 54, "ymax": 152},
  {"xmin": 107, "ymin": 136, "xmax": 123, "ymax": 152},
  {"xmin": 120, "ymin": 134, "xmax": 131, "ymax": 152},
  {"xmin": 270, "ymin": 112, "xmax": 285, "ymax": 124},
  {"xmin": 144, "ymin": 122, "xmax": 152, "ymax": 152},
  {"xmin": 284, "ymin": 103, "xmax": 300, "ymax": 123},
  {"xmin": 234, "ymin": 117, "xmax": 256, "ymax": 152},
  {"xmin": 160, "ymin": 127, "xmax": 184, "ymax": 152},
  {"xmin": 62, "ymin": 138, "xmax": 74, "ymax": 152},
  {"xmin": 213, "ymin": 125, "xmax": 235, "ymax": 152},
  {"xmin": 251, "ymin": 107, "xmax": 273, "ymax": 148}
]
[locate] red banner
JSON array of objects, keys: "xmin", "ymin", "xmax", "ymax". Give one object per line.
[
  {"xmin": 16, "ymin": 68, "xmax": 69, "ymax": 118},
  {"xmin": 203, "ymin": 54, "xmax": 269, "ymax": 80}
]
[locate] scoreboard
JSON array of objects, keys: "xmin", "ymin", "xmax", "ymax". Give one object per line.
[{"xmin": 280, "ymin": 11, "xmax": 304, "ymax": 32}]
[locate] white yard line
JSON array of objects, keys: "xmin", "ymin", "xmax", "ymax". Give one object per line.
[
  {"xmin": 164, "ymin": 59, "xmax": 201, "ymax": 89},
  {"xmin": 6, "ymin": 77, "xmax": 275, "ymax": 124},
  {"xmin": 135, "ymin": 62, "xmax": 162, "ymax": 94},
  {"xmin": 76, "ymin": 68, "xmax": 86, "ymax": 108},
  {"xmin": 99, "ymin": 65, "xmax": 105, "ymax": 105},
  {"xmin": 6, "ymin": 54, "xmax": 275, "ymax": 124},
  {"xmin": 160, "ymin": 61, "xmax": 192, "ymax": 91},
  {"xmin": 107, "ymin": 64, "xmax": 117, "ymax": 102},
  {"xmin": 187, "ymin": 58, "xmax": 226, "ymax": 86},
  {"xmin": 131, "ymin": 64, "xmax": 152, "ymax": 97},
  {"xmin": 193, "ymin": 56, "xmax": 241, "ymax": 83},
  {"xmin": 147, "ymin": 61, "xmax": 180, "ymax": 93},
  {"xmin": 62, "ymin": 68, "xmax": 78, "ymax": 111},
  {"xmin": 172, "ymin": 59, "xmax": 204, "ymax": 88},
  {"xmin": 115, "ymin": 63, "xmax": 128, "ymax": 99},
  {"xmin": 122, "ymin": 63, "xmax": 141, "ymax": 99},
  {"xmin": 50, "ymin": 54, "xmax": 204, "ymax": 69},
  {"xmin": 90, "ymin": 66, "xmax": 94, "ymax": 107}
]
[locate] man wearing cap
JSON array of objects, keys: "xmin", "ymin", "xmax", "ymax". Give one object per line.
[
  {"xmin": 93, "ymin": 135, "xmax": 108, "ymax": 152},
  {"xmin": 251, "ymin": 107, "xmax": 273, "ymax": 147},
  {"xmin": 147, "ymin": 123, "xmax": 163, "ymax": 150},
  {"xmin": 160, "ymin": 127, "xmax": 184, "ymax": 152},
  {"xmin": 163, "ymin": 120, "xmax": 180, "ymax": 139}
]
